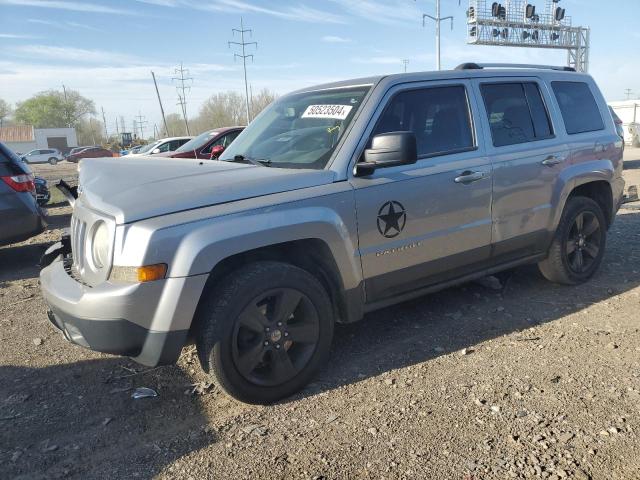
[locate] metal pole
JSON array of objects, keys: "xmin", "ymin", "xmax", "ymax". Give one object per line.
[
  {"xmin": 241, "ymin": 19, "xmax": 251, "ymax": 124},
  {"xmin": 101, "ymin": 107, "xmax": 108, "ymax": 139},
  {"xmin": 436, "ymin": 0, "xmax": 441, "ymax": 71},
  {"xmin": 151, "ymin": 71, "xmax": 169, "ymax": 137}
]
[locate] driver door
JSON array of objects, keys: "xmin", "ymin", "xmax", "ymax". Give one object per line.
[{"xmin": 350, "ymin": 80, "xmax": 494, "ymax": 302}]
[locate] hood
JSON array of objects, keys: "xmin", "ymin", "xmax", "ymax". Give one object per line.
[{"xmin": 78, "ymin": 156, "xmax": 336, "ymax": 224}]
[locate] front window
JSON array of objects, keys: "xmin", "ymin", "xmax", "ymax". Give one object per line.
[{"xmin": 220, "ymin": 86, "xmax": 370, "ymax": 169}]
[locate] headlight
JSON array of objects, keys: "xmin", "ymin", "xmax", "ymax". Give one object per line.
[{"xmin": 90, "ymin": 221, "xmax": 110, "ymax": 269}]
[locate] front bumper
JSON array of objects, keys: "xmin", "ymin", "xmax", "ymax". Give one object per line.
[{"xmin": 39, "ymin": 242, "xmax": 208, "ymax": 366}]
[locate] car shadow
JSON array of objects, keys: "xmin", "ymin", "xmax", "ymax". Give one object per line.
[
  {"xmin": 623, "ymin": 158, "xmax": 640, "ymax": 170},
  {"xmin": 0, "ymin": 208, "xmax": 71, "ymax": 286},
  {"xmin": 292, "ymin": 209, "xmax": 640, "ymax": 401},
  {"xmin": 0, "ymin": 359, "xmax": 214, "ymax": 479}
]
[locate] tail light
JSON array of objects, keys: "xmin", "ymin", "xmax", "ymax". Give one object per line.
[{"xmin": 1, "ymin": 173, "xmax": 35, "ymax": 193}]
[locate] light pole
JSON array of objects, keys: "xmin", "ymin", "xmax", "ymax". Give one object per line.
[{"xmin": 422, "ymin": 0, "xmax": 456, "ymax": 71}]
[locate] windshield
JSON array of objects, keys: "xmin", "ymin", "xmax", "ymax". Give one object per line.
[
  {"xmin": 220, "ymin": 86, "xmax": 370, "ymax": 169},
  {"xmin": 175, "ymin": 130, "xmax": 219, "ymax": 153},
  {"xmin": 136, "ymin": 141, "xmax": 160, "ymax": 154}
]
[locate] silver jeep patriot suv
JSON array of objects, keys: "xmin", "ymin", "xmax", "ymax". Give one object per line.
[{"xmin": 40, "ymin": 64, "xmax": 624, "ymax": 404}]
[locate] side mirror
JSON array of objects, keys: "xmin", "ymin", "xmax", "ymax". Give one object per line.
[
  {"xmin": 355, "ymin": 131, "xmax": 417, "ymax": 176},
  {"xmin": 151, "ymin": 148, "xmax": 160, "ymax": 154},
  {"xmin": 210, "ymin": 145, "xmax": 225, "ymax": 159}
]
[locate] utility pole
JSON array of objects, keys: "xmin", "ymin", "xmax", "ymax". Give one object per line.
[
  {"xmin": 229, "ymin": 17, "xmax": 257, "ymax": 125},
  {"xmin": 151, "ymin": 71, "xmax": 170, "ymax": 137},
  {"xmin": 61, "ymin": 83, "xmax": 71, "ymax": 127},
  {"xmin": 135, "ymin": 112, "xmax": 148, "ymax": 139},
  {"xmin": 101, "ymin": 107, "xmax": 108, "ymax": 139},
  {"xmin": 153, "ymin": 123, "xmax": 159, "ymax": 139},
  {"xmin": 422, "ymin": 0, "xmax": 456, "ymax": 71},
  {"xmin": 402, "ymin": 59, "xmax": 410, "ymax": 73},
  {"xmin": 625, "ymin": 89, "xmax": 633, "ymax": 100},
  {"xmin": 89, "ymin": 118, "xmax": 96, "ymax": 145},
  {"xmin": 172, "ymin": 62, "xmax": 192, "ymax": 135}
]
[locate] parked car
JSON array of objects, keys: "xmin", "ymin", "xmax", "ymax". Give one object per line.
[
  {"xmin": 21, "ymin": 148, "xmax": 64, "ymax": 165},
  {"xmin": 65, "ymin": 146, "xmax": 95, "ymax": 160},
  {"xmin": 126, "ymin": 137, "xmax": 192, "ymax": 157},
  {"xmin": 34, "ymin": 176, "xmax": 50, "ymax": 206},
  {"xmin": 40, "ymin": 64, "xmax": 624, "ymax": 404},
  {"xmin": 0, "ymin": 142, "xmax": 46, "ymax": 246},
  {"xmin": 609, "ymin": 107, "xmax": 625, "ymax": 144},
  {"xmin": 66, "ymin": 146, "xmax": 115, "ymax": 163},
  {"xmin": 121, "ymin": 145, "xmax": 147, "ymax": 156},
  {"xmin": 157, "ymin": 127, "xmax": 244, "ymax": 160}
]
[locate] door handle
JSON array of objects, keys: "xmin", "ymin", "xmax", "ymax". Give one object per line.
[
  {"xmin": 541, "ymin": 155, "xmax": 563, "ymax": 166},
  {"xmin": 454, "ymin": 171, "xmax": 487, "ymax": 184}
]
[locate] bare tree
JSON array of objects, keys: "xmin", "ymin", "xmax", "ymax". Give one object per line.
[{"xmin": 0, "ymin": 98, "xmax": 11, "ymax": 128}]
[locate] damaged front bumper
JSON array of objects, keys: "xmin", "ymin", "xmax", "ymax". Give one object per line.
[{"xmin": 39, "ymin": 241, "xmax": 206, "ymax": 366}]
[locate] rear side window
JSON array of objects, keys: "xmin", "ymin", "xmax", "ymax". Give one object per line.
[
  {"xmin": 552, "ymin": 81, "xmax": 604, "ymax": 134},
  {"xmin": 481, "ymin": 82, "xmax": 553, "ymax": 147},
  {"xmin": 373, "ymin": 85, "xmax": 475, "ymax": 158}
]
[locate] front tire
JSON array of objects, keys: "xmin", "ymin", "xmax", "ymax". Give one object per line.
[
  {"xmin": 48, "ymin": 157, "xmax": 57, "ymax": 165},
  {"xmin": 538, "ymin": 196, "xmax": 607, "ymax": 285},
  {"xmin": 195, "ymin": 261, "xmax": 334, "ymax": 404}
]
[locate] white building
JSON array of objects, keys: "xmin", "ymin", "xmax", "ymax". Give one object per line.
[
  {"xmin": 0, "ymin": 126, "xmax": 78, "ymax": 154},
  {"xmin": 609, "ymin": 101, "xmax": 640, "ymax": 147}
]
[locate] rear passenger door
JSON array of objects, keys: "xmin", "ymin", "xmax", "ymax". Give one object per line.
[
  {"xmin": 474, "ymin": 78, "xmax": 569, "ymax": 261},
  {"xmin": 352, "ymin": 80, "xmax": 493, "ymax": 302}
]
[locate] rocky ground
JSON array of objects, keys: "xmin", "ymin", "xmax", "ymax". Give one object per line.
[{"xmin": 1, "ymin": 154, "xmax": 639, "ymax": 479}]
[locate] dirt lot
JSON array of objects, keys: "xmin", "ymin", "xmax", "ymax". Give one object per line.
[{"xmin": 1, "ymin": 154, "xmax": 640, "ymax": 479}]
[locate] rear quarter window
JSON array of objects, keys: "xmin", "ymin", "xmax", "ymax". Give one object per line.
[{"xmin": 552, "ymin": 81, "xmax": 604, "ymax": 135}]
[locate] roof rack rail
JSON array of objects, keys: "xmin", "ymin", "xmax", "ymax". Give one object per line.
[{"xmin": 455, "ymin": 63, "xmax": 576, "ymax": 72}]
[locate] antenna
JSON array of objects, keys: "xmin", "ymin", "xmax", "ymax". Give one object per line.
[
  {"xmin": 172, "ymin": 62, "xmax": 193, "ymax": 135},
  {"xmin": 422, "ymin": 0, "xmax": 460, "ymax": 71},
  {"xmin": 229, "ymin": 17, "xmax": 257, "ymax": 125}
]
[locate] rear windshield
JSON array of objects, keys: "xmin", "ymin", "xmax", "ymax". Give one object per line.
[{"xmin": 0, "ymin": 142, "xmax": 31, "ymax": 174}]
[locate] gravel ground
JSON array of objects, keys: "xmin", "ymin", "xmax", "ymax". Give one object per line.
[{"xmin": 1, "ymin": 154, "xmax": 640, "ymax": 479}]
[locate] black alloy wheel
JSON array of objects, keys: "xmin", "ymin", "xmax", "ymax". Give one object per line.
[
  {"xmin": 232, "ymin": 288, "xmax": 320, "ymax": 387},
  {"xmin": 565, "ymin": 211, "xmax": 601, "ymax": 274}
]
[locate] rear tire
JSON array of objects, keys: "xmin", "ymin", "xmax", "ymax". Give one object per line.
[
  {"xmin": 195, "ymin": 261, "xmax": 334, "ymax": 404},
  {"xmin": 538, "ymin": 196, "xmax": 607, "ymax": 285},
  {"xmin": 48, "ymin": 157, "xmax": 57, "ymax": 165}
]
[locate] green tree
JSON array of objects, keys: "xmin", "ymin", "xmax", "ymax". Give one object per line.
[
  {"xmin": 14, "ymin": 89, "xmax": 95, "ymax": 128},
  {"xmin": 0, "ymin": 98, "xmax": 12, "ymax": 128}
]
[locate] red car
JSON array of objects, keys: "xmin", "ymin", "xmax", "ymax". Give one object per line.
[
  {"xmin": 157, "ymin": 127, "xmax": 244, "ymax": 160},
  {"xmin": 66, "ymin": 146, "xmax": 115, "ymax": 163}
]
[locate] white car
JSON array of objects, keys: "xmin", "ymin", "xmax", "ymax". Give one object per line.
[
  {"xmin": 126, "ymin": 137, "xmax": 192, "ymax": 157},
  {"xmin": 22, "ymin": 148, "xmax": 65, "ymax": 165}
]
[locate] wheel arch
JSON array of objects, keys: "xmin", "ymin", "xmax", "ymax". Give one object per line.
[
  {"xmin": 567, "ymin": 180, "xmax": 613, "ymax": 228},
  {"xmin": 189, "ymin": 238, "xmax": 365, "ymax": 340}
]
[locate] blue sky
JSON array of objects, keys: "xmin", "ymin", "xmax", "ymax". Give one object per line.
[{"xmin": 1, "ymin": 0, "xmax": 639, "ymax": 132}]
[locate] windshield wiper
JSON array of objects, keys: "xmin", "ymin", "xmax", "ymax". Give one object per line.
[{"xmin": 231, "ymin": 154, "xmax": 271, "ymax": 167}]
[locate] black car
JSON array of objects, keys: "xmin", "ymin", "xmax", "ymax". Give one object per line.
[
  {"xmin": 0, "ymin": 142, "xmax": 47, "ymax": 246},
  {"xmin": 34, "ymin": 176, "xmax": 50, "ymax": 206}
]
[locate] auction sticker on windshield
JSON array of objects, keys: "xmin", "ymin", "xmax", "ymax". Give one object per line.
[{"xmin": 302, "ymin": 104, "xmax": 353, "ymax": 120}]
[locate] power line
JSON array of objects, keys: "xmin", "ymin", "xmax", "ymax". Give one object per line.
[
  {"xmin": 172, "ymin": 62, "xmax": 193, "ymax": 135},
  {"xmin": 229, "ymin": 17, "xmax": 257, "ymax": 125}
]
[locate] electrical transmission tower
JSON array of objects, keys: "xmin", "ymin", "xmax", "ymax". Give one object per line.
[
  {"xmin": 135, "ymin": 112, "xmax": 148, "ymax": 139},
  {"xmin": 172, "ymin": 62, "xmax": 193, "ymax": 135},
  {"xmin": 402, "ymin": 59, "xmax": 410, "ymax": 72},
  {"xmin": 625, "ymin": 89, "xmax": 633, "ymax": 101},
  {"xmin": 229, "ymin": 17, "xmax": 257, "ymax": 125}
]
